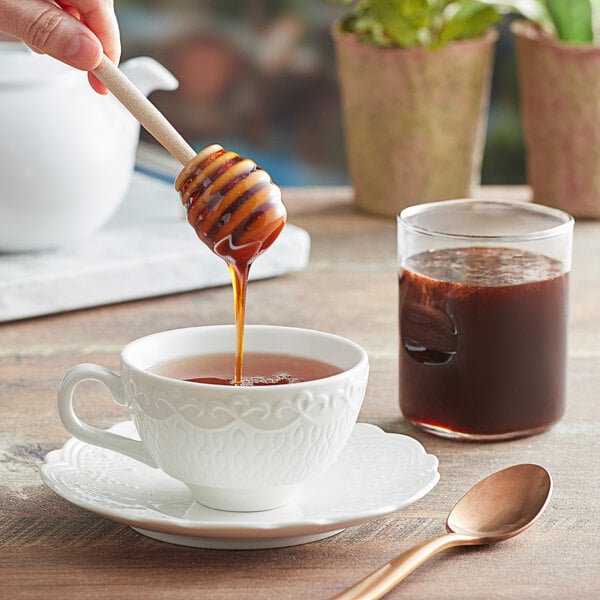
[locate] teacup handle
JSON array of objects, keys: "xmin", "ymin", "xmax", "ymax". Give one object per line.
[{"xmin": 57, "ymin": 363, "xmax": 157, "ymax": 468}]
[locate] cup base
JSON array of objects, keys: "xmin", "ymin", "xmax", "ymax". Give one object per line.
[
  {"xmin": 186, "ymin": 483, "xmax": 296, "ymax": 512},
  {"xmin": 409, "ymin": 420, "xmax": 556, "ymax": 442}
]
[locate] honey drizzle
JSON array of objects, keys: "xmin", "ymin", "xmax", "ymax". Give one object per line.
[
  {"xmin": 175, "ymin": 145, "xmax": 286, "ymax": 385},
  {"xmin": 229, "ymin": 263, "xmax": 249, "ymax": 386}
]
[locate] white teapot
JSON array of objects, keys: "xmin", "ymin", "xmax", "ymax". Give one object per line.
[{"xmin": 0, "ymin": 42, "xmax": 178, "ymax": 252}]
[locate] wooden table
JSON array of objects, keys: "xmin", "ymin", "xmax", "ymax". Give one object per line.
[{"xmin": 1, "ymin": 187, "xmax": 598, "ymax": 599}]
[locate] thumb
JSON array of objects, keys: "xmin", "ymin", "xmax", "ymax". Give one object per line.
[{"xmin": 0, "ymin": 0, "xmax": 103, "ymax": 71}]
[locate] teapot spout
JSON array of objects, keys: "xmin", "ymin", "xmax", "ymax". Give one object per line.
[{"xmin": 119, "ymin": 56, "xmax": 178, "ymax": 96}]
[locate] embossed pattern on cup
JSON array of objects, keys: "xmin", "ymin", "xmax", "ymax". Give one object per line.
[
  {"xmin": 58, "ymin": 325, "xmax": 369, "ymax": 511},
  {"xmin": 123, "ymin": 372, "xmax": 365, "ymax": 489}
]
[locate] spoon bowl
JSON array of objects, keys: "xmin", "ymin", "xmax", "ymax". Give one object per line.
[
  {"xmin": 333, "ymin": 464, "xmax": 552, "ymax": 600},
  {"xmin": 447, "ymin": 463, "xmax": 552, "ymax": 541}
]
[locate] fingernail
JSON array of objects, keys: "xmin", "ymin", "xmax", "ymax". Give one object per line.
[{"xmin": 65, "ymin": 34, "xmax": 101, "ymax": 69}]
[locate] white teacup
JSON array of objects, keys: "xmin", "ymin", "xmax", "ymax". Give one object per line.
[{"xmin": 58, "ymin": 325, "xmax": 369, "ymax": 512}]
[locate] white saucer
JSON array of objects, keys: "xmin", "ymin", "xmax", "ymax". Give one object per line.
[{"xmin": 41, "ymin": 422, "xmax": 439, "ymax": 549}]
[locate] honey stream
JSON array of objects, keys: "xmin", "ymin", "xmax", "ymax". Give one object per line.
[
  {"xmin": 229, "ymin": 263, "xmax": 249, "ymax": 385},
  {"xmin": 175, "ymin": 144, "xmax": 286, "ymax": 385}
]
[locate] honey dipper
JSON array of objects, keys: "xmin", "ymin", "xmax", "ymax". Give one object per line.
[{"xmin": 93, "ymin": 57, "xmax": 286, "ymax": 266}]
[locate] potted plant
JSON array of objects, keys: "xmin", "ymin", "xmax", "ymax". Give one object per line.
[
  {"xmin": 513, "ymin": 0, "xmax": 600, "ymax": 217},
  {"xmin": 330, "ymin": 0, "xmax": 546, "ymax": 217}
]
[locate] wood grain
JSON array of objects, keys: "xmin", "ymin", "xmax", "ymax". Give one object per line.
[{"xmin": 1, "ymin": 186, "xmax": 598, "ymax": 599}]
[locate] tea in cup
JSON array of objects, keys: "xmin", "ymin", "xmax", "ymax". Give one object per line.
[
  {"xmin": 397, "ymin": 199, "xmax": 573, "ymax": 441},
  {"xmin": 57, "ymin": 325, "xmax": 369, "ymax": 511}
]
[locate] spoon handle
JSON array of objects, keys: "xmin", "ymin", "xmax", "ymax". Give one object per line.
[
  {"xmin": 93, "ymin": 56, "xmax": 196, "ymax": 166},
  {"xmin": 331, "ymin": 533, "xmax": 473, "ymax": 600}
]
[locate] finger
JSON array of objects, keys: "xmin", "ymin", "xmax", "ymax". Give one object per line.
[
  {"xmin": 60, "ymin": 0, "xmax": 121, "ymax": 94},
  {"xmin": 55, "ymin": 1, "xmax": 81, "ymax": 20},
  {"xmin": 58, "ymin": 0, "xmax": 120, "ymax": 64},
  {"xmin": 0, "ymin": 0, "xmax": 103, "ymax": 71},
  {"xmin": 88, "ymin": 71, "xmax": 108, "ymax": 95},
  {"xmin": 57, "ymin": 2, "xmax": 111, "ymax": 94}
]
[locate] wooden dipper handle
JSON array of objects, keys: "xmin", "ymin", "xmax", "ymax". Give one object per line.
[{"xmin": 93, "ymin": 56, "xmax": 196, "ymax": 165}]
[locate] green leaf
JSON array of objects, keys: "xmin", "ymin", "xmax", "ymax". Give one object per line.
[
  {"xmin": 454, "ymin": 0, "xmax": 557, "ymax": 35},
  {"xmin": 435, "ymin": 2, "xmax": 501, "ymax": 47},
  {"xmin": 546, "ymin": 0, "xmax": 593, "ymax": 43},
  {"xmin": 368, "ymin": 0, "xmax": 432, "ymax": 46},
  {"xmin": 592, "ymin": 0, "xmax": 600, "ymax": 42},
  {"xmin": 340, "ymin": 12, "xmax": 395, "ymax": 46},
  {"xmin": 332, "ymin": 0, "xmax": 559, "ymax": 48}
]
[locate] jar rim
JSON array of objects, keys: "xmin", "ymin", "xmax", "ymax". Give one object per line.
[{"xmin": 398, "ymin": 199, "xmax": 574, "ymax": 243}]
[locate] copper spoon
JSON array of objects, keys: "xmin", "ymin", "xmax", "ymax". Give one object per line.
[{"xmin": 332, "ymin": 463, "xmax": 552, "ymax": 600}]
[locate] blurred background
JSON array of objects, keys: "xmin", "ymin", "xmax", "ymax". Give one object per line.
[{"xmin": 117, "ymin": 1, "xmax": 526, "ymax": 186}]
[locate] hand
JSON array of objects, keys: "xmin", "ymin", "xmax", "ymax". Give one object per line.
[{"xmin": 0, "ymin": 0, "xmax": 120, "ymax": 94}]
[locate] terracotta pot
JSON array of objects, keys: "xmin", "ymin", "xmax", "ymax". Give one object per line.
[
  {"xmin": 514, "ymin": 22, "xmax": 600, "ymax": 218},
  {"xmin": 332, "ymin": 27, "xmax": 497, "ymax": 217}
]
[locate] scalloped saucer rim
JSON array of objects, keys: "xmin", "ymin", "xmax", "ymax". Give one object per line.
[{"xmin": 41, "ymin": 422, "xmax": 439, "ymax": 549}]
